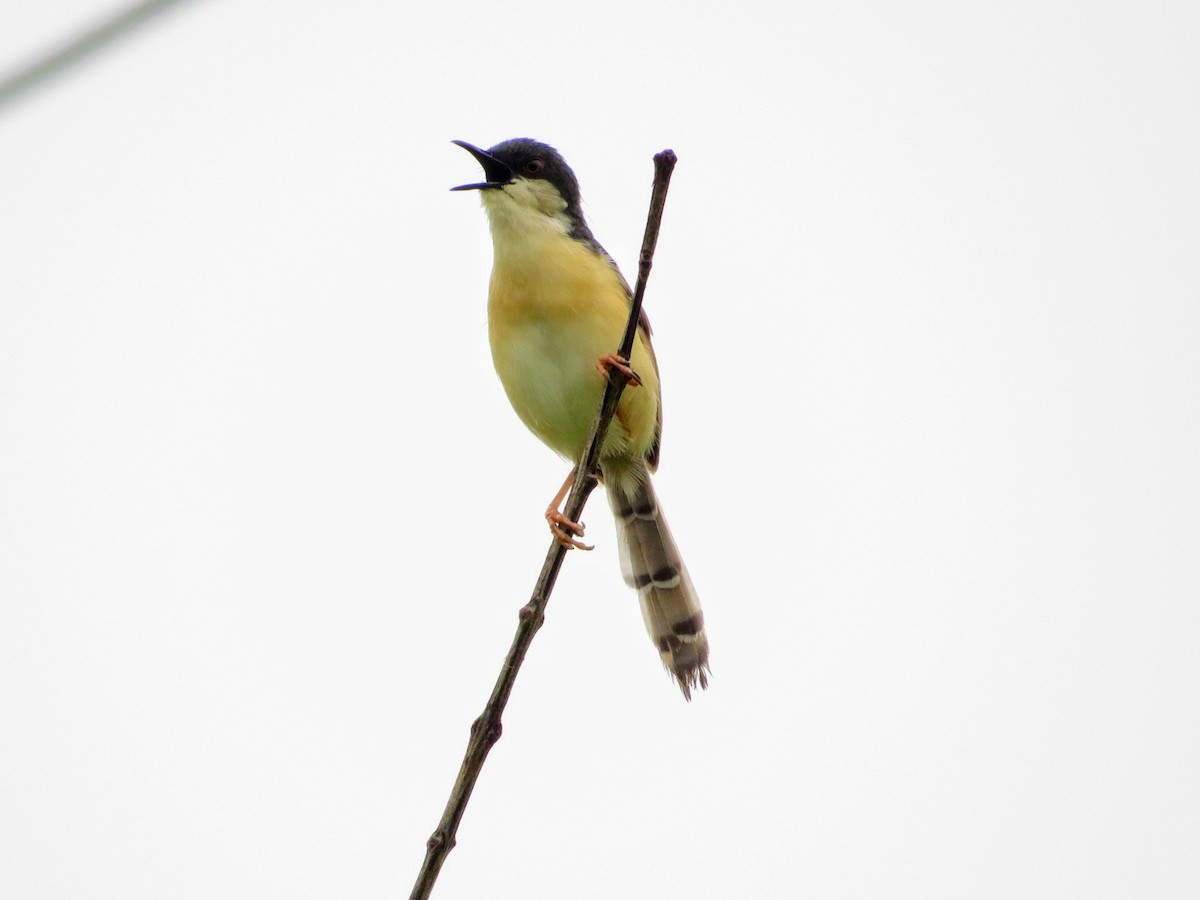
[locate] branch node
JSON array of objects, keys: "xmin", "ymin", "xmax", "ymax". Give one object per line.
[
  {"xmin": 426, "ymin": 831, "xmax": 447, "ymax": 852},
  {"xmin": 484, "ymin": 719, "xmax": 503, "ymax": 747},
  {"xmin": 470, "ymin": 712, "xmax": 503, "ymax": 746}
]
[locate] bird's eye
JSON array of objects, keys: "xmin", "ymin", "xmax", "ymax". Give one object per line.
[{"xmin": 522, "ymin": 159, "xmax": 545, "ymax": 177}]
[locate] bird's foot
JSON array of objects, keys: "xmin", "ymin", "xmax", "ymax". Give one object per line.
[
  {"xmin": 597, "ymin": 354, "xmax": 642, "ymax": 387},
  {"xmin": 546, "ymin": 508, "xmax": 592, "ymax": 551}
]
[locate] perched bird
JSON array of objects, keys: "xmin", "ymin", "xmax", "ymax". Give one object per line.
[{"xmin": 452, "ymin": 138, "xmax": 710, "ymax": 698}]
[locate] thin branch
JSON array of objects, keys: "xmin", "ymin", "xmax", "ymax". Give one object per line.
[
  {"xmin": 0, "ymin": 0, "xmax": 197, "ymax": 113},
  {"xmin": 409, "ymin": 149, "xmax": 678, "ymax": 900}
]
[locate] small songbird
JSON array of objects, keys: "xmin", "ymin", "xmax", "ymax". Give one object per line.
[{"xmin": 452, "ymin": 138, "xmax": 710, "ymax": 698}]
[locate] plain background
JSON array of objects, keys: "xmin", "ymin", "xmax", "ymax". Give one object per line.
[{"xmin": 2, "ymin": 1, "xmax": 1197, "ymax": 897}]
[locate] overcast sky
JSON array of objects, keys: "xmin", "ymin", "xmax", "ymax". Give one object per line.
[{"xmin": 2, "ymin": 1, "xmax": 1198, "ymax": 898}]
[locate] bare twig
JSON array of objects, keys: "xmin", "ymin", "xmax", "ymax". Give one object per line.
[
  {"xmin": 0, "ymin": 0, "xmax": 197, "ymax": 113},
  {"xmin": 409, "ymin": 149, "xmax": 678, "ymax": 900}
]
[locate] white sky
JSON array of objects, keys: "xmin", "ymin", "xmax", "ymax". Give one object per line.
[{"xmin": 2, "ymin": 1, "xmax": 1198, "ymax": 897}]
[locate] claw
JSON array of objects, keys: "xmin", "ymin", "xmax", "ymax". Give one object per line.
[
  {"xmin": 597, "ymin": 353, "xmax": 642, "ymax": 387},
  {"xmin": 546, "ymin": 509, "xmax": 592, "ymax": 551}
]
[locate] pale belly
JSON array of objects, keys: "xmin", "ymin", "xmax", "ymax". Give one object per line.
[
  {"xmin": 489, "ymin": 307, "xmax": 659, "ymax": 465},
  {"xmin": 491, "ymin": 312, "xmax": 612, "ymax": 460}
]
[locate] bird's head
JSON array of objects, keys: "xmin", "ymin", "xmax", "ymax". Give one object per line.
[{"xmin": 452, "ymin": 138, "xmax": 589, "ymax": 239}]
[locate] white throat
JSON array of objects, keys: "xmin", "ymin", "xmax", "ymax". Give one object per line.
[{"xmin": 480, "ymin": 177, "xmax": 573, "ymax": 251}]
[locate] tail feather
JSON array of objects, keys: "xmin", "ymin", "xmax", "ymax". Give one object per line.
[{"xmin": 608, "ymin": 471, "xmax": 710, "ymax": 699}]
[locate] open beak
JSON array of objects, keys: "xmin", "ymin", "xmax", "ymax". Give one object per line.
[{"xmin": 450, "ymin": 140, "xmax": 514, "ymax": 191}]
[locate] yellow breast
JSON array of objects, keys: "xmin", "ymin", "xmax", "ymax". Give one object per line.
[{"xmin": 486, "ymin": 228, "xmax": 659, "ymax": 466}]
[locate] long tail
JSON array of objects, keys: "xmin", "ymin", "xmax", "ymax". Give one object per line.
[{"xmin": 607, "ymin": 470, "xmax": 710, "ymax": 699}]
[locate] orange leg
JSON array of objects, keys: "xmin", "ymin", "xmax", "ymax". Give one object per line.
[
  {"xmin": 546, "ymin": 468, "xmax": 592, "ymax": 551},
  {"xmin": 597, "ymin": 353, "xmax": 642, "ymax": 387}
]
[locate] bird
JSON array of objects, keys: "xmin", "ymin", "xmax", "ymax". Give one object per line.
[{"xmin": 451, "ymin": 138, "xmax": 710, "ymax": 699}]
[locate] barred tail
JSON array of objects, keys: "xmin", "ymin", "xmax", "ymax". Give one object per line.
[{"xmin": 607, "ymin": 470, "xmax": 710, "ymax": 699}]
